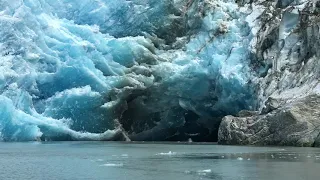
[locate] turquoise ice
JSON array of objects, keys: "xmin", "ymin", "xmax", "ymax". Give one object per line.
[{"xmin": 0, "ymin": 0, "xmax": 255, "ymax": 141}]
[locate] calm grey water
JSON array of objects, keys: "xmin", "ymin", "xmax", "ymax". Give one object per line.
[{"xmin": 0, "ymin": 142, "xmax": 319, "ymax": 180}]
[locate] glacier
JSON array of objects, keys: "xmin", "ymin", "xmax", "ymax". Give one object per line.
[
  {"xmin": 0, "ymin": 0, "xmax": 258, "ymax": 141},
  {"xmin": 218, "ymin": 0, "xmax": 320, "ymax": 146}
]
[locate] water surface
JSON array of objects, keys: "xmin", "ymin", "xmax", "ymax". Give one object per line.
[{"xmin": 0, "ymin": 142, "xmax": 319, "ymax": 180}]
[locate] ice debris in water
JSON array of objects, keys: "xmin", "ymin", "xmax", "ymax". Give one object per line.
[
  {"xmin": 0, "ymin": 0, "xmax": 256, "ymax": 141},
  {"xmin": 185, "ymin": 169, "xmax": 213, "ymax": 176},
  {"xmin": 197, "ymin": 169, "xmax": 212, "ymax": 173},
  {"xmin": 237, "ymin": 157, "xmax": 244, "ymax": 160},
  {"xmin": 121, "ymin": 154, "xmax": 129, "ymax": 158},
  {"xmin": 100, "ymin": 163, "xmax": 123, "ymax": 167},
  {"xmin": 197, "ymin": 169, "xmax": 212, "ymax": 176},
  {"xmin": 156, "ymin": 151, "xmax": 177, "ymax": 156}
]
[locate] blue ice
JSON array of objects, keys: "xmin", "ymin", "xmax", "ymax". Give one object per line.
[{"xmin": 0, "ymin": 0, "xmax": 255, "ymax": 141}]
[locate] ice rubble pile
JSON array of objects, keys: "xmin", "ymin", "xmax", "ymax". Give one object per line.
[{"xmin": 0, "ymin": 0, "xmax": 255, "ymax": 141}]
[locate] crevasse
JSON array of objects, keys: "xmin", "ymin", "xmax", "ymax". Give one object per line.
[{"xmin": 0, "ymin": 0, "xmax": 255, "ymax": 141}]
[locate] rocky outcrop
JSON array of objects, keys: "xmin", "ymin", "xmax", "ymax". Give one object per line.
[{"xmin": 218, "ymin": 95, "xmax": 320, "ymax": 147}]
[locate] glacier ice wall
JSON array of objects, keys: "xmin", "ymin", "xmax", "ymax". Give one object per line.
[
  {"xmin": 218, "ymin": 0, "xmax": 320, "ymax": 147},
  {"xmin": 247, "ymin": 0, "xmax": 320, "ymax": 107},
  {"xmin": 0, "ymin": 0, "xmax": 256, "ymax": 141}
]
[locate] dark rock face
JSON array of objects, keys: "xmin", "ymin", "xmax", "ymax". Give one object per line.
[{"xmin": 218, "ymin": 95, "xmax": 320, "ymax": 147}]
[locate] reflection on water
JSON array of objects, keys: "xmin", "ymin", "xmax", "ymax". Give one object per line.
[{"xmin": 0, "ymin": 142, "xmax": 319, "ymax": 180}]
